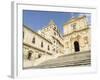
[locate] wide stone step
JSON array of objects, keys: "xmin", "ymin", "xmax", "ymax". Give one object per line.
[
  {"xmin": 32, "ymin": 51, "xmax": 91, "ymax": 68},
  {"xmin": 33, "ymin": 59, "xmax": 91, "ymax": 68}
]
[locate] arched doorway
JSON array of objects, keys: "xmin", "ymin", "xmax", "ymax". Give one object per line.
[
  {"xmin": 74, "ymin": 41, "xmax": 80, "ymax": 52},
  {"xmin": 27, "ymin": 50, "xmax": 33, "ymax": 60}
]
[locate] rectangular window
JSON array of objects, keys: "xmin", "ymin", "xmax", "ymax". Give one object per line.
[
  {"xmin": 23, "ymin": 31, "xmax": 24, "ymax": 39},
  {"xmin": 71, "ymin": 23, "xmax": 76, "ymax": 30},
  {"xmin": 32, "ymin": 37, "xmax": 35, "ymax": 44},
  {"xmin": 48, "ymin": 45, "xmax": 50, "ymax": 50},
  {"xmin": 53, "ymin": 48, "xmax": 55, "ymax": 52},
  {"xmin": 54, "ymin": 32, "xmax": 56, "ymax": 35},
  {"xmin": 41, "ymin": 42, "xmax": 43, "ymax": 47},
  {"xmin": 54, "ymin": 40, "xmax": 55, "ymax": 43}
]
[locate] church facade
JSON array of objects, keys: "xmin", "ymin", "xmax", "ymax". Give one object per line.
[
  {"xmin": 23, "ymin": 16, "xmax": 91, "ymax": 68},
  {"xmin": 63, "ymin": 16, "xmax": 91, "ymax": 54}
]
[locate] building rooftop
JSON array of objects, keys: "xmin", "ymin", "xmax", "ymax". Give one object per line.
[
  {"xmin": 23, "ymin": 25, "xmax": 52, "ymax": 44},
  {"xmin": 63, "ymin": 16, "xmax": 86, "ymax": 26}
]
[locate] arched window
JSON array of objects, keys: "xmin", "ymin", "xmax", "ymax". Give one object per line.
[
  {"xmin": 74, "ymin": 41, "xmax": 80, "ymax": 52},
  {"xmin": 38, "ymin": 54, "xmax": 42, "ymax": 58},
  {"xmin": 27, "ymin": 51, "xmax": 33, "ymax": 60}
]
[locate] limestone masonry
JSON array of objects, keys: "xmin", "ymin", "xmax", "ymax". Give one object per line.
[{"xmin": 23, "ymin": 16, "xmax": 91, "ymax": 68}]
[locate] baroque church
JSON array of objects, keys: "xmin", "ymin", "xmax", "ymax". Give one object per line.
[{"xmin": 23, "ymin": 16, "xmax": 91, "ymax": 68}]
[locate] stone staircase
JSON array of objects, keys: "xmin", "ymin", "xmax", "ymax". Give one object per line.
[{"xmin": 28, "ymin": 50, "xmax": 91, "ymax": 68}]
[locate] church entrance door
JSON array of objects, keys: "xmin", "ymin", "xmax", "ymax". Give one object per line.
[{"xmin": 74, "ymin": 41, "xmax": 80, "ymax": 52}]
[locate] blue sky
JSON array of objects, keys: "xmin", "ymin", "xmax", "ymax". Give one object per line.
[{"xmin": 23, "ymin": 10, "xmax": 91, "ymax": 34}]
